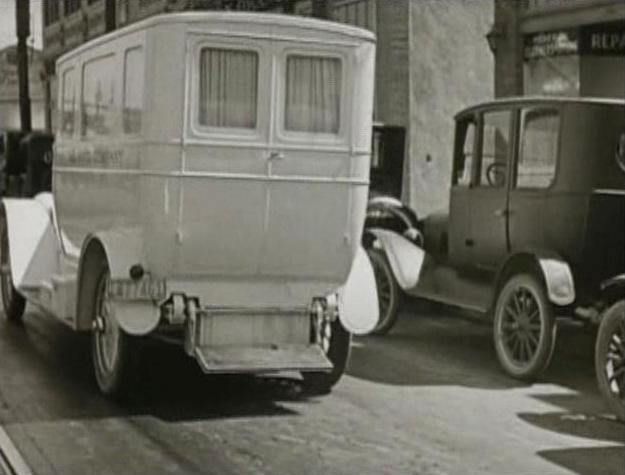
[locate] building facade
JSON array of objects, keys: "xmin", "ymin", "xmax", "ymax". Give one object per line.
[
  {"xmin": 492, "ymin": 0, "xmax": 625, "ymax": 98},
  {"xmin": 0, "ymin": 45, "xmax": 46, "ymax": 130},
  {"xmin": 41, "ymin": 0, "xmax": 493, "ymax": 216}
]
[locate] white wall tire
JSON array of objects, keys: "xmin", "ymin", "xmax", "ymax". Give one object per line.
[
  {"xmin": 367, "ymin": 248, "xmax": 401, "ymax": 335},
  {"xmin": 0, "ymin": 222, "xmax": 25, "ymax": 324},
  {"xmin": 493, "ymin": 273, "xmax": 556, "ymax": 381},
  {"xmin": 91, "ymin": 262, "xmax": 140, "ymax": 398}
]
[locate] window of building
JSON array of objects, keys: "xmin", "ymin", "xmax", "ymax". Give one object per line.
[
  {"xmin": 334, "ymin": 0, "xmax": 377, "ymax": 32},
  {"xmin": 44, "ymin": 1, "xmax": 60, "ymax": 25},
  {"xmin": 516, "ymin": 108, "xmax": 559, "ymax": 188},
  {"xmin": 479, "ymin": 110, "xmax": 511, "ymax": 188},
  {"xmin": 198, "ymin": 48, "xmax": 258, "ymax": 129},
  {"xmin": 523, "ymin": 30, "xmax": 580, "ymax": 96},
  {"xmin": 139, "ymin": 0, "xmax": 155, "ymax": 9},
  {"xmin": 64, "ymin": 0, "xmax": 81, "ymax": 15},
  {"xmin": 119, "ymin": 0, "xmax": 129, "ymax": 24},
  {"xmin": 454, "ymin": 118, "xmax": 476, "ymax": 186},
  {"xmin": 123, "ymin": 47, "xmax": 144, "ymax": 134},
  {"xmin": 61, "ymin": 68, "xmax": 76, "ymax": 136},
  {"xmin": 82, "ymin": 54, "xmax": 117, "ymax": 137},
  {"xmin": 285, "ymin": 55, "xmax": 342, "ymax": 134}
]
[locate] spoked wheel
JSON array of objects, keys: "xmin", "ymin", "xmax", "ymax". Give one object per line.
[
  {"xmin": 0, "ymin": 220, "xmax": 25, "ymax": 323},
  {"xmin": 595, "ymin": 300, "xmax": 625, "ymax": 421},
  {"xmin": 91, "ymin": 262, "xmax": 139, "ymax": 399},
  {"xmin": 302, "ymin": 313, "xmax": 351, "ymax": 395},
  {"xmin": 367, "ymin": 248, "xmax": 400, "ymax": 335},
  {"xmin": 493, "ymin": 273, "xmax": 556, "ymax": 381}
]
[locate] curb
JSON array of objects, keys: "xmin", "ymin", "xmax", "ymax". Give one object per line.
[{"xmin": 0, "ymin": 426, "xmax": 32, "ymax": 475}]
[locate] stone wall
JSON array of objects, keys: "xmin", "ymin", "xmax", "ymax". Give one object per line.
[{"xmin": 407, "ymin": 0, "xmax": 494, "ymax": 216}]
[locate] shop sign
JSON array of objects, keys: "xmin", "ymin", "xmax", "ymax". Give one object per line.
[
  {"xmin": 579, "ymin": 21, "xmax": 625, "ymax": 56},
  {"xmin": 524, "ymin": 29, "xmax": 578, "ymax": 59}
]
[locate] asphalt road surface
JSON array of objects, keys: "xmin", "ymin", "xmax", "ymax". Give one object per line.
[{"xmin": 1, "ymin": 300, "xmax": 623, "ymax": 475}]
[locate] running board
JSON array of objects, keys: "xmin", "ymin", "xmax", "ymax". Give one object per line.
[{"xmin": 194, "ymin": 344, "xmax": 333, "ymax": 374}]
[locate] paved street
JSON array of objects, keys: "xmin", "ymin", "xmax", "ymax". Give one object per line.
[{"xmin": 0, "ymin": 300, "xmax": 623, "ymax": 475}]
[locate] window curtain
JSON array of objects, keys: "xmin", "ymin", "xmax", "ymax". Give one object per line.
[
  {"xmin": 199, "ymin": 49, "xmax": 258, "ymax": 128},
  {"xmin": 285, "ymin": 56, "xmax": 341, "ymax": 133}
]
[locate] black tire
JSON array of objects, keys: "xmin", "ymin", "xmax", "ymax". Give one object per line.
[
  {"xmin": 595, "ymin": 300, "xmax": 625, "ymax": 421},
  {"xmin": 493, "ymin": 273, "xmax": 556, "ymax": 381},
  {"xmin": 367, "ymin": 248, "xmax": 401, "ymax": 335},
  {"xmin": 302, "ymin": 318, "xmax": 351, "ymax": 395},
  {"xmin": 91, "ymin": 261, "xmax": 140, "ymax": 399},
  {"xmin": 0, "ymin": 220, "xmax": 25, "ymax": 323}
]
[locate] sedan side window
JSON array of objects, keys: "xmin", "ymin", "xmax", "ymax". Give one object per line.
[
  {"xmin": 453, "ymin": 118, "xmax": 476, "ymax": 186},
  {"xmin": 517, "ymin": 108, "xmax": 559, "ymax": 189},
  {"xmin": 479, "ymin": 110, "xmax": 511, "ymax": 188}
]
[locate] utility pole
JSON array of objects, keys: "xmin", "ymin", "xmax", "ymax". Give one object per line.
[
  {"xmin": 311, "ymin": 0, "xmax": 333, "ymax": 20},
  {"xmin": 16, "ymin": 0, "xmax": 32, "ymax": 132}
]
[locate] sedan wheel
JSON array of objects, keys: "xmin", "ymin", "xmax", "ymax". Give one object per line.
[
  {"xmin": 595, "ymin": 300, "xmax": 625, "ymax": 421},
  {"xmin": 494, "ymin": 273, "xmax": 556, "ymax": 380}
]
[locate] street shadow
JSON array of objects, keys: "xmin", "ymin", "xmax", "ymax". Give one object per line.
[
  {"xmin": 347, "ymin": 298, "xmax": 525, "ymax": 390},
  {"xmin": 537, "ymin": 446, "xmax": 625, "ymax": 475},
  {"xmin": 515, "ymin": 326, "xmax": 624, "ymax": 475},
  {"xmin": 0, "ymin": 309, "xmax": 314, "ymax": 426}
]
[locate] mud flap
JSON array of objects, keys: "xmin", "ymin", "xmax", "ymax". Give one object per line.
[
  {"xmin": 337, "ymin": 246, "xmax": 379, "ymax": 335},
  {"xmin": 369, "ymin": 228, "xmax": 424, "ymax": 290},
  {"xmin": 109, "ymin": 300, "xmax": 161, "ymax": 336}
]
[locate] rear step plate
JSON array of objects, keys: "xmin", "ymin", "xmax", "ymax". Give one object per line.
[{"xmin": 194, "ymin": 344, "xmax": 333, "ymax": 373}]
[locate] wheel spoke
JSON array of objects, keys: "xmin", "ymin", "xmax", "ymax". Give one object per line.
[
  {"xmin": 608, "ymin": 366, "xmax": 625, "ymax": 383},
  {"xmin": 504, "ymin": 331, "xmax": 518, "ymax": 343},
  {"xmin": 524, "ymin": 338, "xmax": 535, "ymax": 362},
  {"xmin": 511, "ymin": 336, "xmax": 521, "ymax": 359},
  {"xmin": 526, "ymin": 330, "xmax": 539, "ymax": 347},
  {"xmin": 504, "ymin": 305, "xmax": 518, "ymax": 320},
  {"xmin": 518, "ymin": 338, "xmax": 527, "ymax": 362},
  {"xmin": 513, "ymin": 292, "xmax": 523, "ymax": 315}
]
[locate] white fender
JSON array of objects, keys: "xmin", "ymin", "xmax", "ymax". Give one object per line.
[
  {"xmin": 84, "ymin": 228, "xmax": 145, "ymax": 281},
  {"xmin": 2, "ymin": 196, "xmax": 61, "ymax": 289},
  {"xmin": 82, "ymin": 228, "xmax": 161, "ymax": 335},
  {"xmin": 369, "ymin": 228, "xmax": 425, "ymax": 290},
  {"xmin": 537, "ymin": 258, "xmax": 575, "ymax": 306},
  {"xmin": 337, "ymin": 246, "xmax": 379, "ymax": 335}
]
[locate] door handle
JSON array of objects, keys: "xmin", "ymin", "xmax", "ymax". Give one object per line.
[{"xmin": 267, "ymin": 151, "xmax": 284, "ymax": 161}]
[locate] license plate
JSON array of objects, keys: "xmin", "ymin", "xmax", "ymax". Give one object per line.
[{"xmin": 107, "ymin": 278, "xmax": 167, "ymax": 301}]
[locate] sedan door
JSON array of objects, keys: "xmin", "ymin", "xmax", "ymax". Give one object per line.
[{"xmin": 469, "ymin": 108, "xmax": 514, "ymax": 271}]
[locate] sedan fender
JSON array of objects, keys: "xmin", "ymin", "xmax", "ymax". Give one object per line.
[
  {"xmin": 497, "ymin": 251, "xmax": 576, "ymax": 307},
  {"xmin": 368, "ymin": 228, "xmax": 425, "ymax": 290},
  {"xmin": 337, "ymin": 246, "xmax": 379, "ymax": 335},
  {"xmin": 536, "ymin": 258, "xmax": 576, "ymax": 306}
]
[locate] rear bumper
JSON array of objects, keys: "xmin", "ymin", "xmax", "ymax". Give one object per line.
[
  {"xmin": 172, "ymin": 299, "xmax": 336, "ymax": 374},
  {"xmin": 194, "ymin": 344, "xmax": 332, "ymax": 374}
]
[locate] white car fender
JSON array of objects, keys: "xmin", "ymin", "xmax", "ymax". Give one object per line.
[
  {"xmin": 368, "ymin": 228, "xmax": 425, "ymax": 290},
  {"xmin": 2, "ymin": 196, "xmax": 61, "ymax": 289},
  {"xmin": 337, "ymin": 246, "xmax": 379, "ymax": 335},
  {"xmin": 83, "ymin": 228, "xmax": 145, "ymax": 281}
]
